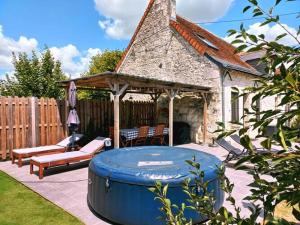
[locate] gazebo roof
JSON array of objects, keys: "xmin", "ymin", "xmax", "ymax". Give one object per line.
[{"xmin": 59, "ymin": 72, "xmax": 211, "ymax": 94}]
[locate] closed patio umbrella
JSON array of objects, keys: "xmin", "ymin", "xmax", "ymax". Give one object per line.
[{"xmin": 67, "ymin": 81, "xmax": 80, "ymax": 149}]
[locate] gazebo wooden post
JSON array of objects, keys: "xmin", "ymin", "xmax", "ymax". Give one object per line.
[
  {"xmin": 108, "ymin": 81, "xmax": 128, "ymax": 149},
  {"xmin": 165, "ymin": 89, "xmax": 178, "ymax": 147},
  {"xmin": 201, "ymin": 93, "xmax": 208, "ymax": 144},
  {"xmin": 150, "ymin": 93, "xmax": 161, "ymax": 125}
]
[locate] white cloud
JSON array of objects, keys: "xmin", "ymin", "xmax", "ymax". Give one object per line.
[
  {"xmin": 49, "ymin": 45, "xmax": 101, "ymax": 78},
  {"xmin": 177, "ymin": 0, "xmax": 233, "ymax": 23},
  {"xmin": 225, "ymin": 23, "xmax": 300, "ymax": 47},
  {"xmin": 246, "ymin": 23, "xmax": 299, "ymax": 46},
  {"xmin": 94, "ymin": 0, "xmax": 233, "ymax": 39},
  {"xmin": 0, "ymin": 25, "xmax": 38, "ymax": 70},
  {"xmin": 95, "ymin": 0, "xmax": 148, "ymax": 39},
  {"xmin": 50, "ymin": 46, "xmax": 101, "ymax": 78},
  {"xmin": 0, "ymin": 25, "xmax": 101, "ymax": 78}
]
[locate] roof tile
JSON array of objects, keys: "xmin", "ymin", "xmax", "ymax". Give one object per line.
[
  {"xmin": 171, "ymin": 16, "xmax": 258, "ymax": 74},
  {"xmin": 115, "ymin": 0, "xmax": 259, "ymax": 76}
]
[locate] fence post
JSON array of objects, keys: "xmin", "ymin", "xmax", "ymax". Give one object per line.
[
  {"xmin": 7, "ymin": 97, "xmax": 13, "ymax": 158},
  {"xmin": 1, "ymin": 97, "xmax": 7, "ymax": 160},
  {"xmin": 30, "ymin": 97, "xmax": 37, "ymax": 147}
]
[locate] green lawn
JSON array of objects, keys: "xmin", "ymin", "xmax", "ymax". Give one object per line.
[{"xmin": 0, "ymin": 171, "xmax": 84, "ymax": 225}]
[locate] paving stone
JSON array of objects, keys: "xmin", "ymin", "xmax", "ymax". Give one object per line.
[{"xmin": 0, "ymin": 144, "xmax": 263, "ymax": 224}]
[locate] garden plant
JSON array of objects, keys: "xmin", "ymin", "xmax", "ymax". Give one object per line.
[{"xmin": 150, "ymin": 0, "xmax": 300, "ymax": 224}]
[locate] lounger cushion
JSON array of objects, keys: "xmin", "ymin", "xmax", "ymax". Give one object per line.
[
  {"xmin": 13, "ymin": 145, "xmax": 64, "ymax": 154},
  {"xmin": 56, "ymin": 134, "xmax": 83, "ymax": 147},
  {"xmin": 79, "ymin": 137, "xmax": 107, "ymax": 154},
  {"xmin": 31, "ymin": 151, "xmax": 88, "ymax": 164}
]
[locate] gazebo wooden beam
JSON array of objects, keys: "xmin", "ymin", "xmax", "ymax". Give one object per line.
[
  {"xmin": 201, "ymin": 93, "xmax": 209, "ymax": 144},
  {"xmin": 109, "ymin": 82, "xmax": 129, "ymax": 149},
  {"xmin": 165, "ymin": 89, "xmax": 178, "ymax": 147},
  {"xmin": 59, "ymin": 72, "xmax": 213, "ymax": 147},
  {"xmin": 150, "ymin": 93, "xmax": 162, "ymax": 124}
]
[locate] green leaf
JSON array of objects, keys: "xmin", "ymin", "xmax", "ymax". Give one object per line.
[
  {"xmin": 275, "ymin": 33, "xmax": 287, "ymax": 41},
  {"xmin": 260, "ymin": 138, "xmax": 271, "ymax": 150},
  {"xmin": 248, "ymin": 34, "xmax": 258, "ymax": 43},
  {"xmin": 258, "ymin": 34, "xmax": 265, "ymax": 39},
  {"xmin": 227, "ymin": 29, "xmax": 237, "ymax": 36},
  {"xmin": 231, "ymin": 39, "xmax": 244, "ymax": 45},
  {"xmin": 243, "ymin": 6, "xmax": 251, "ymax": 13},
  {"xmin": 278, "ymin": 125, "xmax": 288, "ymax": 150},
  {"xmin": 249, "ymin": 0, "xmax": 258, "ymax": 5},
  {"xmin": 240, "ymin": 135, "xmax": 254, "ymax": 152},
  {"xmin": 292, "ymin": 207, "xmax": 300, "ymax": 220},
  {"xmin": 163, "ymin": 184, "xmax": 168, "ymax": 196},
  {"xmin": 148, "ymin": 187, "xmax": 156, "ymax": 193},
  {"xmin": 260, "ymin": 19, "xmax": 273, "ymax": 27},
  {"xmin": 285, "ymin": 73, "xmax": 296, "ymax": 87}
]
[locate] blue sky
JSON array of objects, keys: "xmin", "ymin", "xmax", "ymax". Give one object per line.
[{"xmin": 0, "ymin": 0, "xmax": 299, "ymax": 78}]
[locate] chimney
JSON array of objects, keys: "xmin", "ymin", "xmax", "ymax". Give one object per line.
[{"xmin": 170, "ymin": 0, "xmax": 176, "ymax": 19}]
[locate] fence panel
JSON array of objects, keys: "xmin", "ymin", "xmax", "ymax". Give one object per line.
[{"xmin": 0, "ymin": 97, "xmax": 155, "ymax": 159}]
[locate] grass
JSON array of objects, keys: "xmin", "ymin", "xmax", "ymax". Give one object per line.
[{"xmin": 0, "ymin": 171, "xmax": 84, "ymax": 225}]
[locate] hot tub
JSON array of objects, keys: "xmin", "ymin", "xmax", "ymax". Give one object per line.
[{"xmin": 88, "ymin": 146, "xmax": 224, "ymax": 225}]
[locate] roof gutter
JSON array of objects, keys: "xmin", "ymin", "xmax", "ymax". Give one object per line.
[{"xmin": 206, "ymin": 54, "xmax": 263, "ymax": 77}]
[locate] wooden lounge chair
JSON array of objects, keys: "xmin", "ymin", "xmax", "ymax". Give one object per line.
[
  {"xmin": 12, "ymin": 134, "xmax": 83, "ymax": 167},
  {"xmin": 215, "ymin": 138, "xmax": 246, "ymax": 162},
  {"xmin": 151, "ymin": 124, "xmax": 166, "ymax": 145},
  {"xmin": 30, "ymin": 137, "xmax": 109, "ymax": 179},
  {"xmin": 134, "ymin": 126, "xmax": 150, "ymax": 146}
]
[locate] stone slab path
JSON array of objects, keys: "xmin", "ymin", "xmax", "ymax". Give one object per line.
[{"xmin": 0, "ymin": 143, "xmax": 258, "ymax": 225}]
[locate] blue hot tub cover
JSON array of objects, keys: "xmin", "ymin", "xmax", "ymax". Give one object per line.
[{"xmin": 90, "ymin": 146, "xmax": 222, "ymax": 186}]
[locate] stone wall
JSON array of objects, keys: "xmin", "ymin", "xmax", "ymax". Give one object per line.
[
  {"xmin": 117, "ymin": 0, "xmax": 220, "ymax": 88},
  {"xmin": 157, "ymin": 94, "xmax": 220, "ymax": 144},
  {"xmin": 223, "ymin": 70, "xmax": 255, "ymax": 127},
  {"xmin": 117, "ymin": 0, "xmax": 223, "ymax": 143},
  {"xmin": 223, "ymin": 70, "xmax": 277, "ymax": 137}
]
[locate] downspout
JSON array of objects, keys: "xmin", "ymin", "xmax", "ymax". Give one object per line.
[{"xmin": 221, "ymin": 69, "xmax": 230, "ymax": 128}]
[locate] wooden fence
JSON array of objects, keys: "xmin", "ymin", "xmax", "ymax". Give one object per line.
[{"xmin": 0, "ymin": 97, "xmax": 155, "ymax": 160}]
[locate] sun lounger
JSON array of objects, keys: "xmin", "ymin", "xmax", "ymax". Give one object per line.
[
  {"xmin": 215, "ymin": 138, "xmax": 246, "ymax": 162},
  {"xmin": 12, "ymin": 134, "xmax": 83, "ymax": 167},
  {"xmin": 30, "ymin": 137, "xmax": 109, "ymax": 179},
  {"xmin": 230, "ymin": 134, "xmax": 264, "ymax": 151},
  {"xmin": 230, "ymin": 134, "xmax": 282, "ymax": 153}
]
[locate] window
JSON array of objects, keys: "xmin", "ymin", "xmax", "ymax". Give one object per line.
[
  {"xmin": 231, "ymin": 91, "xmax": 239, "ymax": 123},
  {"xmin": 195, "ymin": 34, "xmax": 219, "ymax": 50}
]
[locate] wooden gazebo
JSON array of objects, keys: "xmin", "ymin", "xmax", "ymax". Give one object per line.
[{"xmin": 60, "ymin": 72, "xmax": 211, "ymax": 148}]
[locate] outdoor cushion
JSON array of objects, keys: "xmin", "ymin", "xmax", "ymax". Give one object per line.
[
  {"xmin": 79, "ymin": 137, "xmax": 107, "ymax": 154},
  {"xmin": 56, "ymin": 134, "xmax": 83, "ymax": 147},
  {"xmin": 13, "ymin": 145, "xmax": 65, "ymax": 154},
  {"xmin": 31, "ymin": 151, "xmax": 88, "ymax": 164}
]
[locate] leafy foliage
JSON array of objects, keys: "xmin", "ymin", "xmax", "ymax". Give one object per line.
[
  {"xmin": 221, "ymin": 0, "xmax": 300, "ymax": 222},
  {"xmin": 150, "ymin": 161, "xmax": 265, "ymax": 225},
  {"xmin": 86, "ymin": 49, "xmax": 123, "ymax": 75},
  {"xmin": 0, "ymin": 49, "xmax": 67, "ymax": 98},
  {"xmin": 150, "ymin": 0, "xmax": 300, "ymax": 224},
  {"xmin": 223, "ymin": 0, "xmax": 300, "ymax": 221},
  {"xmin": 78, "ymin": 49, "xmax": 123, "ymax": 100}
]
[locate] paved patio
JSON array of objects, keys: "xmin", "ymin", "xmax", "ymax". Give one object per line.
[{"xmin": 0, "ymin": 143, "xmax": 258, "ymax": 225}]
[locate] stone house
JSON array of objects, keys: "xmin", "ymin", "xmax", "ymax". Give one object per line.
[{"xmin": 116, "ymin": 0, "xmax": 274, "ymax": 143}]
